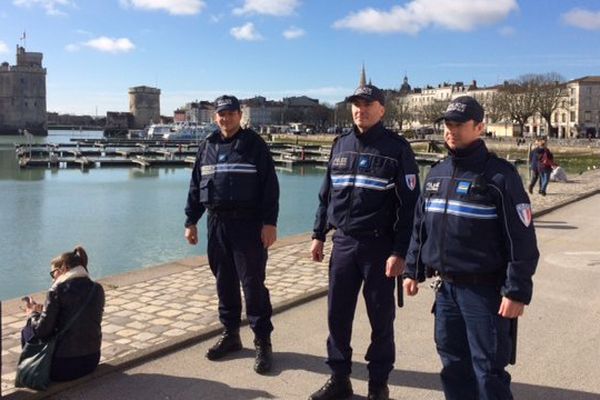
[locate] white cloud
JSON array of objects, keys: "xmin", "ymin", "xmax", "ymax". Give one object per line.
[
  {"xmin": 64, "ymin": 43, "xmax": 80, "ymax": 52},
  {"xmin": 83, "ymin": 37, "xmax": 135, "ymax": 53},
  {"xmin": 333, "ymin": 0, "xmax": 518, "ymax": 34},
  {"xmin": 0, "ymin": 41, "xmax": 9, "ymax": 54},
  {"xmin": 230, "ymin": 22, "xmax": 263, "ymax": 41},
  {"xmin": 498, "ymin": 26, "xmax": 516, "ymax": 36},
  {"xmin": 13, "ymin": 0, "xmax": 72, "ymax": 16},
  {"xmin": 283, "ymin": 26, "xmax": 305, "ymax": 39},
  {"xmin": 233, "ymin": 0, "xmax": 300, "ymax": 16},
  {"xmin": 120, "ymin": 0, "xmax": 205, "ymax": 15},
  {"xmin": 562, "ymin": 8, "xmax": 600, "ymax": 31}
]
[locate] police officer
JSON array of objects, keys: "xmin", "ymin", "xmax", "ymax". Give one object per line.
[
  {"xmin": 184, "ymin": 95, "xmax": 279, "ymax": 374},
  {"xmin": 309, "ymin": 84, "xmax": 420, "ymax": 400},
  {"xmin": 403, "ymin": 96, "xmax": 539, "ymax": 400}
]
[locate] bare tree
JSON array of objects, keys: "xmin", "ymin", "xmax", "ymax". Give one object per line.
[
  {"xmin": 529, "ymin": 73, "xmax": 566, "ymax": 137},
  {"xmin": 418, "ymin": 99, "xmax": 450, "ymax": 127},
  {"xmin": 496, "ymin": 79, "xmax": 537, "ymax": 137},
  {"xmin": 473, "ymin": 92, "xmax": 505, "ymax": 123}
]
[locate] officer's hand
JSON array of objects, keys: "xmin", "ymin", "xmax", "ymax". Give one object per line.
[
  {"xmin": 403, "ymin": 278, "xmax": 419, "ymax": 296},
  {"xmin": 185, "ymin": 225, "xmax": 198, "ymax": 245},
  {"xmin": 261, "ymin": 224, "xmax": 277, "ymax": 249},
  {"xmin": 311, "ymin": 239, "xmax": 325, "ymax": 262},
  {"xmin": 385, "ymin": 255, "xmax": 405, "ymax": 277},
  {"xmin": 498, "ymin": 297, "xmax": 525, "ymax": 318}
]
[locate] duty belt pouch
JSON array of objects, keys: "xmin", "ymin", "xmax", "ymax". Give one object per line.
[{"xmin": 199, "ymin": 179, "xmax": 213, "ymax": 203}]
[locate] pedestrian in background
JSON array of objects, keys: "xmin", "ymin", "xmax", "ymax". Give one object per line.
[
  {"xmin": 403, "ymin": 96, "xmax": 539, "ymax": 400},
  {"xmin": 184, "ymin": 95, "xmax": 279, "ymax": 374},
  {"xmin": 309, "ymin": 84, "xmax": 420, "ymax": 400},
  {"xmin": 528, "ymin": 137, "xmax": 554, "ymax": 196}
]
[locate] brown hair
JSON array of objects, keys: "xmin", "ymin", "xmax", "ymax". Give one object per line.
[{"xmin": 51, "ymin": 246, "xmax": 88, "ymax": 271}]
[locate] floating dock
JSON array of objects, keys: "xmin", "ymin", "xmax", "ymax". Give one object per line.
[{"xmin": 15, "ymin": 138, "xmax": 445, "ymax": 169}]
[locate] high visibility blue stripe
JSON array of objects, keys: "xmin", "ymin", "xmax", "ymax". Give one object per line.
[{"xmin": 425, "ymin": 199, "xmax": 497, "ymax": 219}]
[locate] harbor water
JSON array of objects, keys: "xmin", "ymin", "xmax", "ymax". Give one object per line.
[{"xmin": 1, "ymin": 131, "xmax": 337, "ymax": 300}]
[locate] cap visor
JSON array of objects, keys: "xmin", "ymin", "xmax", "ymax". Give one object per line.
[{"xmin": 346, "ymin": 94, "xmax": 374, "ymax": 103}]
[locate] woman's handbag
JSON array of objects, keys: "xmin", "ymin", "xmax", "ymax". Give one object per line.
[{"xmin": 15, "ymin": 284, "xmax": 98, "ymax": 390}]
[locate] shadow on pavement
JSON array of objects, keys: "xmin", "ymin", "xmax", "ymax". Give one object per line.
[
  {"xmin": 60, "ymin": 373, "xmax": 275, "ymax": 400},
  {"xmin": 270, "ymin": 352, "xmax": 600, "ymax": 400}
]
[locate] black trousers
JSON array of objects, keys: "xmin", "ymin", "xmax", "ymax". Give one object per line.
[
  {"xmin": 326, "ymin": 231, "xmax": 396, "ymax": 384},
  {"xmin": 207, "ymin": 213, "xmax": 273, "ymax": 339}
]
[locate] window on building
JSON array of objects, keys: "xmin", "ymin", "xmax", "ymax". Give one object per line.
[
  {"xmin": 587, "ymin": 87, "xmax": 592, "ymax": 94},
  {"xmin": 584, "ymin": 111, "xmax": 591, "ymax": 122},
  {"xmin": 570, "ymin": 98, "xmax": 575, "ymax": 106},
  {"xmin": 562, "ymin": 113, "xmax": 566, "ymax": 123},
  {"xmin": 570, "ymin": 111, "xmax": 576, "ymax": 121}
]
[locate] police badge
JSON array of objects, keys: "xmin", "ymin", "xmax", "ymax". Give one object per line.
[
  {"xmin": 516, "ymin": 203, "xmax": 532, "ymax": 227},
  {"xmin": 405, "ymin": 174, "xmax": 417, "ymax": 191}
]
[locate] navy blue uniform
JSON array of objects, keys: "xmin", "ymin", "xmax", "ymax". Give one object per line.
[
  {"xmin": 405, "ymin": 139, "xmax": 539, "ymax": 400},
  {"xmin": 185, "ymin": 128, "xmax": 279, "ymax": 339},
  {"xmin": 313, "ymin": 122, "xmax": 420, "ymax": 384}
]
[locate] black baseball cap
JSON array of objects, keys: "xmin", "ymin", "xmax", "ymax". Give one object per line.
[
  {"xmin": 214, "ymin": 95, "xmax": 241, "ymax": 113},
  {"xmin": 346, "ymin": 84, "xmax": 385, "ymax": 106},
  {"xmin": 436, "ymin": 96, "xmax": 484, "ymax": 123}
]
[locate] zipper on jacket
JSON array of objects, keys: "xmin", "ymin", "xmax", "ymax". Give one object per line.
[
  {"xmin": 344, "ymin": 138, "xmax": 363, "ymax": 233},
  {"xmin": 438, "ymin": 164, "xmax": 457, "ymax": 274}
]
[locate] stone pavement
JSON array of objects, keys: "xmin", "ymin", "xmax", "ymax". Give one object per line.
[
  {"xmin": 1, "ymin": 237, "xmax": 332, "ymax": 398},
  {"xmin": 2, "ymin": 167, "xmax": 600, "ymax": 399}
]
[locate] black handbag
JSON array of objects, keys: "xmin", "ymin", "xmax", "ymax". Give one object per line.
[{"xmin": 15, "ymin": 283, "xmax": 98, "ymax": 390}]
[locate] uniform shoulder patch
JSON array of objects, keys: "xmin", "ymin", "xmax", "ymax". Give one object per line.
[{"xmin": 516, "ymin": 203, "xmax": 532, "ymax": 227}]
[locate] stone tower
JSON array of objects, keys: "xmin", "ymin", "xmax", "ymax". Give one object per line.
[
  {"xmin": 128, "ymin": 86, "xmax": 160, "ymax": 129},
  {"xmin": 0, "ymin": 45, "xmax": 47, "ymax": 136}
]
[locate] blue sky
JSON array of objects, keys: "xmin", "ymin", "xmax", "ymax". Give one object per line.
[{"xmin": 1, "ymin": 0, "xmax": 600, "ymax": 116}]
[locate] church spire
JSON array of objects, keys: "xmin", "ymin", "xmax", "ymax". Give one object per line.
[{"xmin": 359, "ymin": 63, "xmax": 367, "ymax": 87}]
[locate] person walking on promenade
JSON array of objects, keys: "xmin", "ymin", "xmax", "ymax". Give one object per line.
[
  {"xmin": 20, "ymin": 246, "xmax": 105, "ymax": 383},
  {"xmin": 403, "ymin": 96, "xmax": 540, "ymax": 400},
  {"xmin": 528, "ymin": 137, "xmax": 554, "ymax": 196},
  {"xmin": 309, "ymin": 84, "xmax": 420, "ymax": 400},
  {"xmin": 184, "ymin": 95, "xmax": 279, "ymax": 374}
]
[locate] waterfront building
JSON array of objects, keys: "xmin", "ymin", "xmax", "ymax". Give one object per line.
[
  {"xmin": 396, "ymin": 75, "xmax": 600, "ymax": 138},
  {"xmin": 0, "ymin": 45, "xmax": 47, "ymax": 136},
  {"xmin": 240, "ymin": 96, "xmax": 284, "ymax": 127}
]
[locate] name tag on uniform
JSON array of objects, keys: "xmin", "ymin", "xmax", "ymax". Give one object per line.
[
  {"xmin": 425, "ymin": 180, "xmax": 440, "ymax": 194},
  {"xmin": 456, "ymin": 181, "xmax": 471, "ymax": 195}
]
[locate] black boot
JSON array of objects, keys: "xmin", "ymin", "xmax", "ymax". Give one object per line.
[
  {"xmin": 254, "ymin": 337, "xmax": 273, "ymax": 374},
  {"xmin": 205, "ymin": 331, "xmax": 242, "ymax": 360},
  {"xmin": 308, "ymin": 375, "xmax": 353, "ymax": 400},
  {"xmin": 367, "ymin": 382, "xmax": 389, "ymax": 400}
]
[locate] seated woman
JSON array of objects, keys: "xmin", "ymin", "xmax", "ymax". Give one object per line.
[{"xmin": 22, "ymin": 246, "xmax": 105, "ymax": 382}]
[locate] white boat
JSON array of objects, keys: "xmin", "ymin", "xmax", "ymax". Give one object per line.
[
  {"xmin": 146, "ymin": 124, "xmax": 174, "ymax": 139},
  {"xmin": 163, "ymin": 122, "xmax": 215, "ymax": 141}
]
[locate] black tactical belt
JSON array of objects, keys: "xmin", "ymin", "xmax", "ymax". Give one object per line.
[
  {"xmin": 207, "ymin": 208, "xmax": 257, "ymax": 219},
  {"xmin": 438, "ymin": 271, "xmax": 503, "ymax": 286}
]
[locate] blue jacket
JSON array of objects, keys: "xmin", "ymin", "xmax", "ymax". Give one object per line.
[
  {"xmin": 313, "ymin": 122, "xmax": 420, "ymax": 257},
  {"xmin": 404, "ymin": 139, "xmax": 539, "ymax": 304},
  {"xmin": 185, "ymin": 128, "xmax": 279, "ymax": 226}
]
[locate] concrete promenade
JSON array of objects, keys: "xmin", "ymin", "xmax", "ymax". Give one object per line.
[{"xmin": 2, "ymin": 168, "xmax": 600, "ymax": 399}]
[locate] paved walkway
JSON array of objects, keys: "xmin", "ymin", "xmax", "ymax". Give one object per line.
[{"xmin": 2, "ymin": 168, "xmax": 600, "ymax": 399}]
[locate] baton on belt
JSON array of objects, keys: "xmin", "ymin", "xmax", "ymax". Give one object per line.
[
  {"xmin": 509, "ymin": 318, "xmax": 518, "ymax": 365},
  {"xmin": 397, "ymin": 276, "xmax": 404, "ymax": 308}
]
